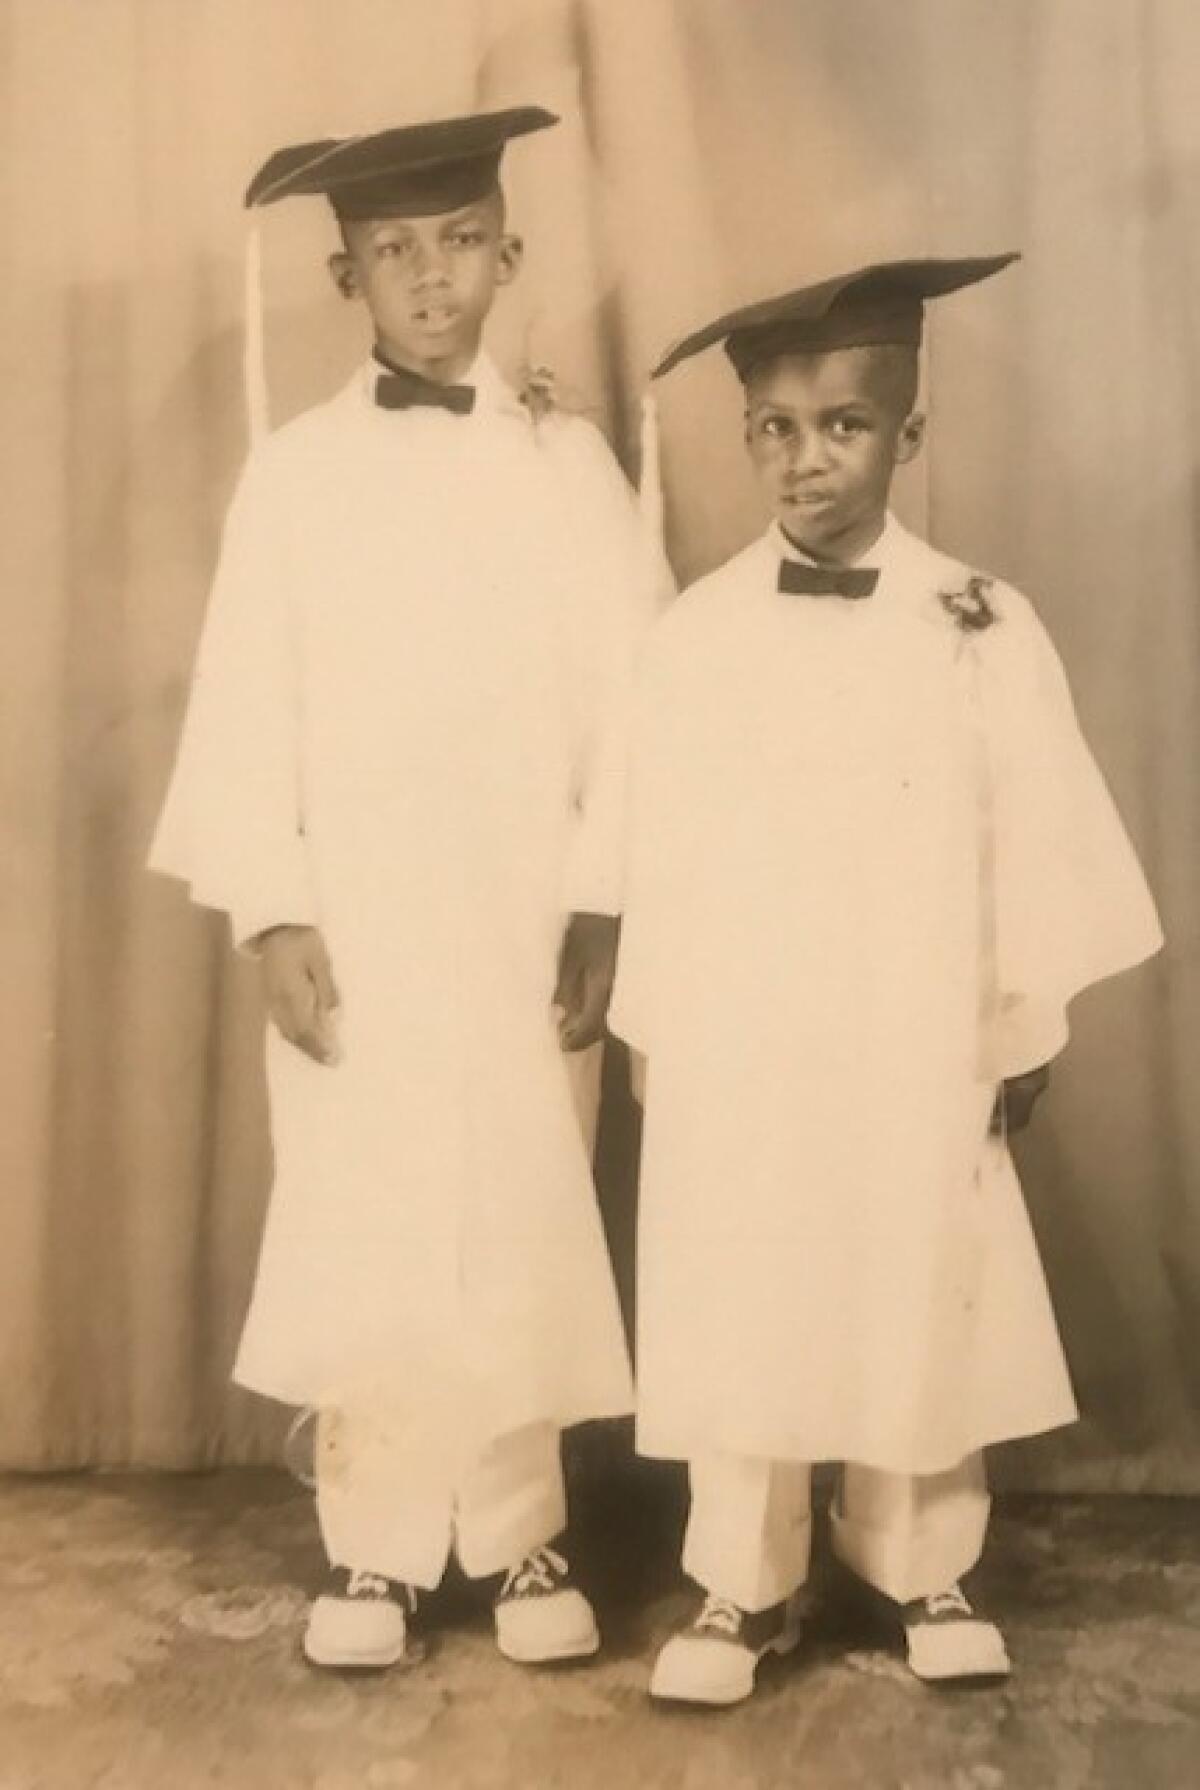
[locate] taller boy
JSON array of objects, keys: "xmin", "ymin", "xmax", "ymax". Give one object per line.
[{"xmin": 152, "ymin": 110, "xmax": 647, "ymax": 1669}]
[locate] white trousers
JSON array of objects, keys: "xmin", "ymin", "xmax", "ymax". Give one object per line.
[
  {"xmin": 316, "ymin": 1414, "xmax": 566, "ymax": 1590},
  {"xmin": 684, "ymin": 1452, "xmax": 989, "ymax": 1612}
]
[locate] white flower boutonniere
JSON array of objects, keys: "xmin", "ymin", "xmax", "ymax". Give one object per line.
[
  {"xmin": 517, "ymin": 363, "xmax": 559, "ymax": 424},
  {"xmin": 939, "ymin": 574, "xmax": 999, "ymax": 634}
]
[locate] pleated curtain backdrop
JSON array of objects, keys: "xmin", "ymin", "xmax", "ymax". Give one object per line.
[{"xmin": 2, "ymin": 0, "xmax": 1198, "ymax": 1487}]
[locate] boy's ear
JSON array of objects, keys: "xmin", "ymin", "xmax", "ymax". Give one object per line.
[
  {"xmin": 328, "ymin": 252, "xmax": 359, "ymax": 301},
  {"xmin": 895, "ymin": 411, "xmax": 926, "ymax": 464},
  {"xmin": 494, "ymin": 233, "xmax": 524, "ymax": 287}
]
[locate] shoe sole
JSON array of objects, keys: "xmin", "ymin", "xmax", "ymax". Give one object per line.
[
  {"xmin": 496, "ymin": 1629, "xmax": 601, "ymax": 1666},
  {"xmin": 302, "ymin": 1635, "xmax": 423, "ymax": 1671},
  {"xmin": 910, "ymin": 1661, "xmax": 1012, "ymax": 1688},
  {"xmin": 649, "ymin": 1624, "xmax": 803, "ymax": 1707}
]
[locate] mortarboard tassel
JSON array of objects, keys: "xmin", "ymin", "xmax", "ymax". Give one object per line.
[
  {"xmin": 638, "ymin": 392, "xmax": 663, "ymax": 538},
  {"xmin": 638, "ymin": 390, "xmax": 678, "ymax": 608},
  {"xmin": 243, "ymin": 219, "xmax": 270, "ymax": 445},
  {"xmin": 638, "ymin": 391, "xmax": 665, "ymax": 553}
]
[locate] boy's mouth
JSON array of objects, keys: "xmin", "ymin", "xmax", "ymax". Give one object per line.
[
  {"xmin": 411, "ymin": 301, "xmax": 461, "ymax": 330},
  {"xmin": 782, "ymin": 488, "xmax": 836, "ymax": 511}
]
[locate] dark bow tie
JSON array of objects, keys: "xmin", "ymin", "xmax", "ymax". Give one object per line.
[
  {"xmin": 374, "ymin": 365, "xmax": 476, "ymax": 415},
  {"xmin": 778, "ymin": 559, "xmax": 879, "ymax": 599}
]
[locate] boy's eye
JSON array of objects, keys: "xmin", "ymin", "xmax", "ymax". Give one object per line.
[
  {"xmin": 829, "ymin": 416, "xmax": 868, "ymax": 440},
  {"xmin": 448, "ymin": 229, "xmax": 485, "ymax": 249},
  {"xmin": 758, "ymin": 415, "xmax": 793, "ymax": 440}
]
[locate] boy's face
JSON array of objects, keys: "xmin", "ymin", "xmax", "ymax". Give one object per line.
[
  {"xmin": 329, "ymin": 191, "xmax": 521, "ymax": 381},
  {"xmin": 743, "ymin": 347, "xmax": 924, "ymax": 562}
]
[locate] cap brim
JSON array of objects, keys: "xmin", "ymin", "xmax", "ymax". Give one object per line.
[
  {"xmin": 652, "ymin": 253, "xmax": 1020, "ymax": 378},
  {"xmin": 244, "ymin": 105, "xmax": 559, "ymax": 209}
]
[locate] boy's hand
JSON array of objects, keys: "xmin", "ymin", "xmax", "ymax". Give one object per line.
[
  {"xmin": 990, "ymin": 1063, "xmax": 1050, "ymax": 1136},
  {"xmin": 554, "ymin": 913, "xmax": 619, "ymax": 1052},
  {"xmin": 256, "ymin": 925, "xmax": 341, "ymax": 1065}
]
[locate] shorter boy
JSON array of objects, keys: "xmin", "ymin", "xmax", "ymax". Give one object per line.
[{"xmin": 610, "ymin": 258, "xmax": 1162, "ymax": 1704}]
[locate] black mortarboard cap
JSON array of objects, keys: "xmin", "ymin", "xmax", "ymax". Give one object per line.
[
  {"xmin": 244, "ymin": 105, "xmax": 558, "ymax": 219},
  {"xmin": 652, "ymin": 254, "xmax": 1020, "ymax": 380}
]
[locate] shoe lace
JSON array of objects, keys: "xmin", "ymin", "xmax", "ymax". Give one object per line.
[
  {"xmin": 502, "ymin": 1544, "xmax": 568, "ymax": 1598},
  {"xmin": 345, "ymin": 1569, "xmax": 417, "ymax": 1611},
  {"xmin": 923, "ymin": 1585, "xmax": 973, "ymax": 1620},
  {"xmin": 696, "ymin": 1594, "xmax": 744, "ymax": 1637}
]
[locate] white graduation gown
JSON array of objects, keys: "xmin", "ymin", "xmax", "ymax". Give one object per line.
[
  {"xmin": 152, "ymin": 355, "xmax": 653, "ymax": 1470},
  {"xmin": 610, "ymin": 516, "xmax": 1162, "ymax": 1475}
]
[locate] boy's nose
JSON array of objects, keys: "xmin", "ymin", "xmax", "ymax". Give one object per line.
[
  {"xmin": 786, "ymin": 431, "xmax": 831, "ymax": 476},
  {"xmin": 409, "ymin": 243, "xmax": 452, "ymax": 287}
]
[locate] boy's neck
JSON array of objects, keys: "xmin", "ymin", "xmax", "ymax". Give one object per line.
[
  {"xmin": 373, "ymin": 334, "xmax": 483, "ymax": 386},
  {"xmin": 780, "ymin": 510, "xmax": 889, "ymax": 567}
]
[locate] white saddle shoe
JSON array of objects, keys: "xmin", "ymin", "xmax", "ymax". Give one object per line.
[
  {"xmin": 494, "ymin": 1544, "xmax": 600, "ymax": 1664},
  {"xmin": 303, "ymin": 1567, "xmax": 419, "ymax": 1669},
  {"xmin": 902, "ymin": 1584, "xmax": 1011, "ymax": 1684},
  {"xmin": 650, "ymin": 1592, "xmax": 803, "ymax": 1707}
]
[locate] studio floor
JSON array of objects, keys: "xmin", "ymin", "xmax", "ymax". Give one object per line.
[{"xmin": 0, "ymin": 1451, "xmax": 1197, "ymax": 1790}]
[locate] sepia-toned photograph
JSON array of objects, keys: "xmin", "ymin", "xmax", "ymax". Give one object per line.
[{"xmin": 1, "ymin": 2, "xmax": 1197, "ymax": 1785}]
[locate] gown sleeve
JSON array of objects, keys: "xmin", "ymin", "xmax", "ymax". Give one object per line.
[
  {"xmin": 148, "ymin": 448, "xmax": 319, "ymax": 949},
  {"xmin": 602, "ymin": 620, "xmax": 675, "ymax": 1054},
  {"xmin": 983, "ymin": 587, "xmax": 1163, "ymax": 1076},
  {"xmin": 549, "ymin": 417, "xmax": 673, "ymax": 917}
]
